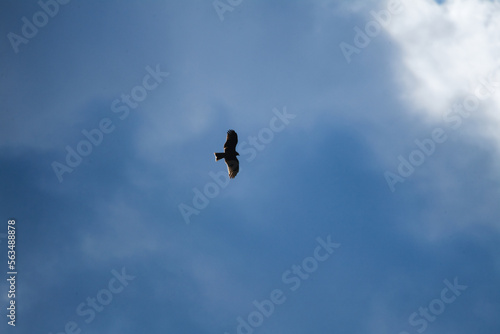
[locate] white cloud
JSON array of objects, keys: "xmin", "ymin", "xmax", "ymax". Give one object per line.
[
  {"xmin": 386, "ymin": 0, "xmax": 500, "ymax": 122},
  {"xmin": 366, "ymin": 0, "xmax": 500, "ymax": 240}
]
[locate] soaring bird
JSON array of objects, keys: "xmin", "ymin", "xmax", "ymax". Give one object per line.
[{"xmin": 214, "ymin": 129, "xmax": 239, "ymax": 178}]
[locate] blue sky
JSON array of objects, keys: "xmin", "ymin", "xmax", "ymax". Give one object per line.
[{"xmin": 1, "ymin": 0, "xmax": 500, "ymax": 333}]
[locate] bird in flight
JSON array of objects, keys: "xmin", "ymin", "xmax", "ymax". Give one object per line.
[{"xmin": 214, "ymin": 129, "xmax": 239, "ymax": 178}]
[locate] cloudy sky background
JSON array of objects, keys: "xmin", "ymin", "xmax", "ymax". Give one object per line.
[{"xmin": 1, "ymin": 0, "xmax": 500, "ymax": 333}]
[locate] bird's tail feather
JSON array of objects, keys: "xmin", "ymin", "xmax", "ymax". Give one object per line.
[{"xmin": 214, "ymin": 152, "xmax": 225, "ymax": 161}]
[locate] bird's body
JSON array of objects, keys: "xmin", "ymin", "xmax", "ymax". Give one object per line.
[{"xmin": 215, "ymin": 129, "xmax": 239, "ymax": 178}]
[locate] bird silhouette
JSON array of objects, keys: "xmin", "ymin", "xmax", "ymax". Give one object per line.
[{"xmin": 214, "ymin": 129, "xmax": 239, "ymax": 178}]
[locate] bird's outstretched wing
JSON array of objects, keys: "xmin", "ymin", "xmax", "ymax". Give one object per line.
[
  {"xmin": 224, "ymin": 130, "xmax": 238, "ymax": 152},
  {"xmin": 225, "ymin": 158, "xmax": 239, "ymax": 179}
]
